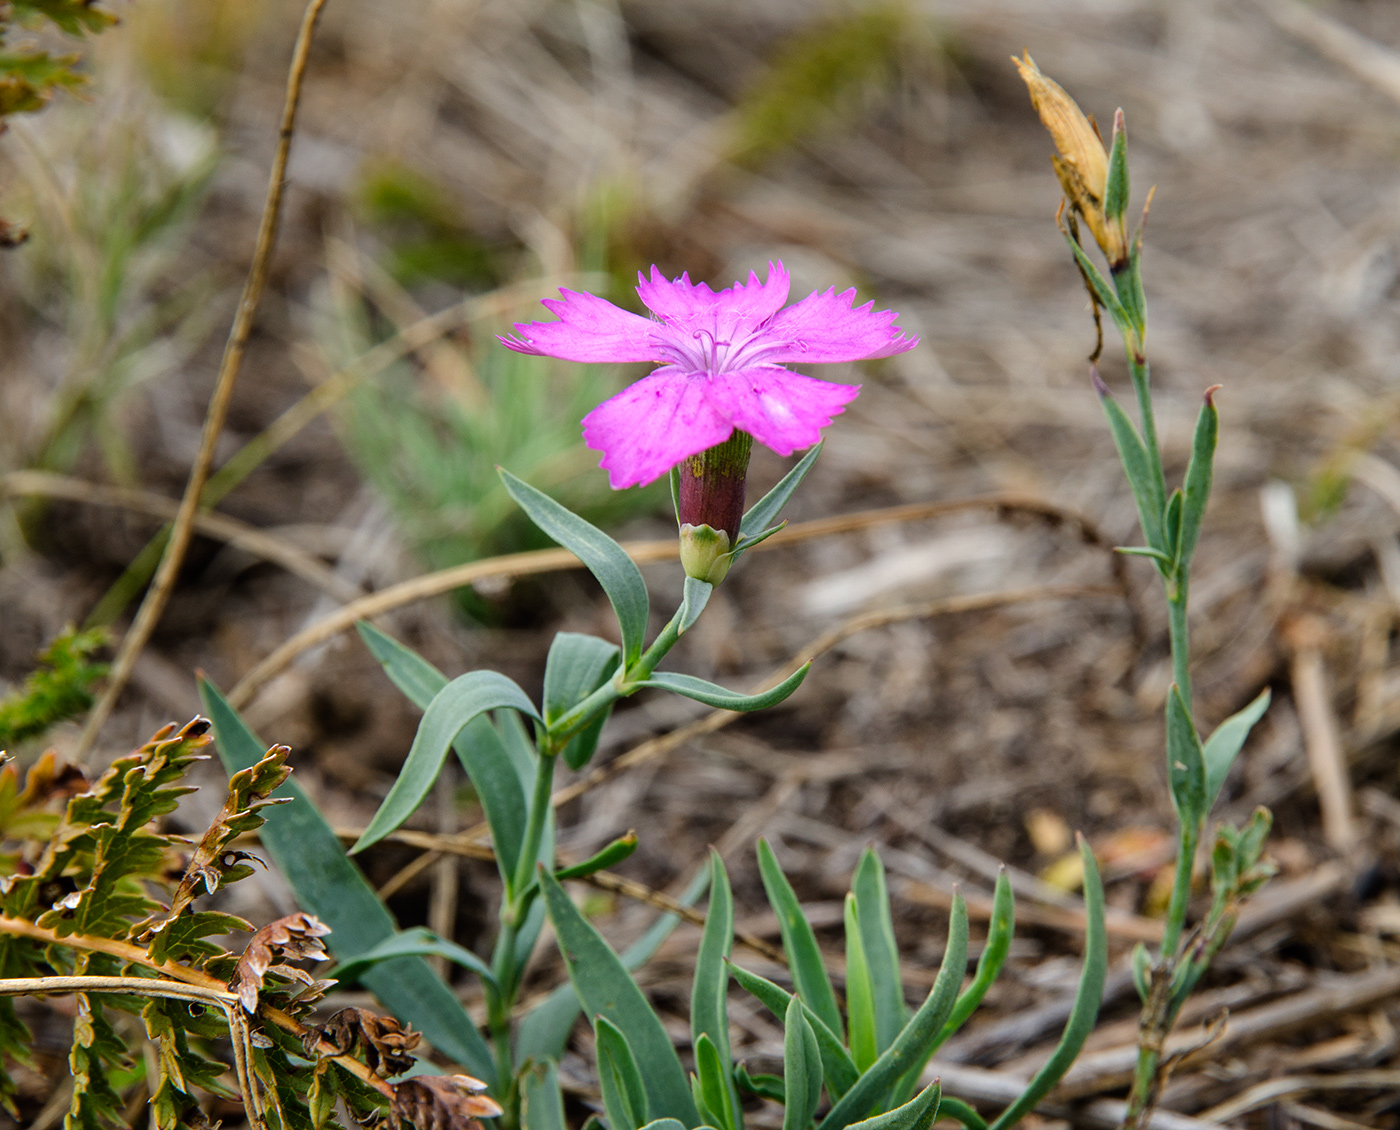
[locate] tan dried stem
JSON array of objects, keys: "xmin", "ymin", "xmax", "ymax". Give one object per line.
[
  {"xmin": 76, "ymin": 0, "xmax": 331, "ymax": 758},
  {"xmin": 226, "ymin": 495, "xmax": 1126, "ymax": 709}
]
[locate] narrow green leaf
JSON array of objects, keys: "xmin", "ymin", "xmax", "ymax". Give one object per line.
[
  {"xmin": 740, "ymin": 444, "xmax": 822, "ymax": 539},
  {"xmin": 932, "ymin": 1097, "xmax": 986, "ymax": 1130},
  {"xmin": 640, "ymin": 1122, "xmax": 688, "ymax": 1130},
  {"xmin": 679, "ymin": 578, "xmax": 713, "ymax": 635},
  {"xmin": 986, "ymin": 838, "xmax": 1107, "ymax": 1130},
  {"xmin": 1094, "ymin": 380, "xmax": 1164, "ymax": 553},
  {"xmin": 845, "ymin": 1083, "xmax": 941, "ymax": 1130},
  {"xmin": 329, "ymin": 927, "xmax": 495, "ymax": 987},
  {"xmin": 670, "ymin": 466, "xmax": 683, "ymax": 527},
  {"xmin": 1104, "ymin": 117, "xmax": 1128, "ymax": 221},
  {"xmin": 1163, "ymin": 489, "xmax": 1184, "ymax": 566},
  {"xmin": 817, "ymin": 895, "xmax": 967, "ymax": 1130},
  {"xmin": 935, "ymin": 869, "xmax": 1013, "ymax": 1048},
  {"xmin": 1114, "ymin": 546, "xmax": 1172, "ymax": 564},
  {"xmin": 1166, "ymin": 685, "xmax": 1206, "ymax": 827},
  {"xmin": 637, "ymin": 665, "xmax": 809, "ymax": 713},
  {"xmin": 515, "ymin": 866, "xmax": 710, "ymax": 1066},
  {"xmin": 544, "ymin": 632, "xmax": 620, "ymax": 770},
  {"xmin": 1202, "ymin": 688, "xmax": 1270, "ymax": 811},
  {"xmin": 729, "ymin": 963, "xmax": 859, "ymax": 1099},
  {"xmin": 540, "ymin": 869, "xmax": 700, "ymax": 1126},
  {"xmin": 555, "ymin": 832, "xmax": 637, "ymax": 881},
  {"xmin": 852, "ymin": 849, "xmax": 907, "ymax": 1054},
  {"xmin": 198, "ymin": 677, "xmax": 496, "ymax": 1082},
  {"xmin": 1131, "ymin": 941, "xmax": 1151, "ymax": 1001},
  {"xmin": 783, "ymin": 996, "xmax": 823, "ymax": 1130},
  {"xmin": 757, "ymin": 838, "xmax": 843, "ymax": 1039},
  {"xmin": 1063, "ymin": 231, "xmax": 1130, "ymax": 330},
  {"xmin": 1177, "ymin": 392, "xmax": 1218, "ymax": 575},
  {"xmin": 692, "ymin": 852, "xmax": 736, "ymax": 1089},
  {"xmin": 730, "ymin": 520, "xmax": 787, "ymax": 557},
  {"xmin": 500, "ymin": 469, "xmax": 650, "ymax": 667},
  {"xmin": 694, "ymin": 1033, "xmax": 739, "ymax": 1130},
  {"xmin": 357, "ymin": 621, "xmax": 541, "ymax": 886},
  {"xmin": 844, "ymin": 895, "xmax": 878, "ymax": 1072},
  {"xmin": 596, "ymin": 1016, "xmax": 648, "ymax": 1130},
  {"xmin": 734, "ymin": 1066, "xmax": 786, "ymax": 1104},
  {"xmin": 351, "ymin": 670, "xmax": 537, "ymax": 856},
  {"xmin": 522, "ymin": 1060, "xmax": 567, "ymax": 1130}
]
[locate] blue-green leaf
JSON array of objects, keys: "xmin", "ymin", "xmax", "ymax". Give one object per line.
[
  {"xmin": 544, "ymin": 632, "xmax": 621, "ymax": 770},
  {"xmin": 1177, "ymin": 392, "xmax": 1219, "ymax": 575},
  {"xmin": 522, "ymin": 1060, "xmax": 567, "ymax": 1130},
  {"xmin": 757, "ymin": 838, "xmax": 843, "ymax": 1039},
  {"xmin": 351, "ymin": 670, "xmax": 539, "ymax": 857},
  {"xmin": 937, "ymin": 870, "xmax": 1013, "ymax": 1048},
  {"xmin": 634, "ymin": 666, "xmax": 809, "ymax": 713},
  {"xmin": 817, "ymin": 896, "xmax": 967, "ymax": 1130},
  {"xmin": 844, "ymin": 895, "xmax": 878, "ymax": 1072},
  {"xmin": 852, "ymin": 849, "xmax": 907, "ymax": 1055},
  {"xmin": 694, "ymin": 1033, "xmax": 739, "ymax": 1130},
  {"xmin": 1094, "ymin": 378, "xmax": 1164, "ymax": 553},
  {"xmin": 1203, "ymin": 688, "xmax": 1270, "ymax": 811},
  {"xmin": 555, "ymin": 832, "xmax": 637, "ymax": 881},
  {"xmin": 729, "ymin": 963, "xmax": 858, "ymax": 1099},
  {"xmin": 783, "ymin": 996, "xmax": 823, "ymax": 1130},
  {"xmin": 500, "ymin": 469, "xmax": 650, "ymax": 667},
  {"xmin": 329, "ymin": 927, "xmax": 495, "ymax": 988},
  {"xmin": 1104, "ymin": 118, "xmax": 1128, "ymax": 221},
  {"xmin": 986, "ymin": 838, "xmax": 1106, "ymax": 1130},
  {"xmin": 1064, "ymin": 232, "xmax": 1130, "ymax": 333},
  {"xmin": 691, "ymin": 851, "xmax": 737, "ymax": 1113},
  {"xmin": 540, "ymin": 869, "xmax": 700, "ymax": 1126},
  {"xmin": 515, "ymin": 866, "xmax": 710, "ymax": 1066},
  {"xmin": 679, "ymin": 578, "xmax": 712, "ymax": 635},
  {"xmin": 198, "ymin": 677, "xmax": 496, "ymax": 1082},
  {"xmin": 1163, "ymin": 489, "xmax": 1184, "ymax": 566},
  {"xmin": 1166, "ymin": 685, "xmax": 1206, "ymax": 827},
  {"xmin": 740, "ymin": 443, "xmax": 822, "ymax": 540},
  {"xmin": 930, "ymin": 1097, "xmax": 984, "ymax": 1130},
  {"xmin": 597, "ymin": 1016, "xmax": 648, "ymax": 1130},
  {"xmin": 845, "ymin": 1083, "xmax": 941, "ymax": 1130},
  {"xmin": 356, "ymin": 621, "xmax": 541, "ymax": 887}
]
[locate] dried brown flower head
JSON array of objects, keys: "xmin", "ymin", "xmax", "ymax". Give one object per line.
[{"xmin": 1014, "ymin": 51, "xmax": 1127, "ymax": 266}]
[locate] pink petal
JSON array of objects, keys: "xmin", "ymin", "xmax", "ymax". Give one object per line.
[
  {"xmin": 499, "ymin": 288, "xmax": 659, "ymax": 363},
  {"xmin": 582, "ymin": 370, "xmax": 735, "ymax": 488},
  {"xmin": 762, "ymin": 287, "xmax": 918, "ymax": 364},
  {"xmin": 707, "ymin": 366, "xmax": 861, "ymax": 456},
  {"xmin": 635, "ymin": 261, "xmax": 791, "ymax": 332}
]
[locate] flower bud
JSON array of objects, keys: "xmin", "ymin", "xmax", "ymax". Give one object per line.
[
  {"xmin": 677, "ymin": 429, "xmax": 752, "ymax": 584},
  {"xmin": 679, "ymin": 523, "xmax": 734, "ymax": 585},
  {"xmin": 1014, "ymin": 52, "xmax": 1128, "ymax": 267}
]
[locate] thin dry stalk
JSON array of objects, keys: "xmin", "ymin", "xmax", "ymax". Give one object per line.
[
  {"xmin": 76, "ymin": 0, "xmax": 331, "ymax": 757},
  {"xmin": 2, "ymin": 470, "xmax": 362, "ymax": 602},
  {"xmin": 226, "ymin": 499, "xmax": 1121, "ymax": 709},
  {"xmin": 1286, "ymin": 615, "xmax": 1359, "ymax": 853}
]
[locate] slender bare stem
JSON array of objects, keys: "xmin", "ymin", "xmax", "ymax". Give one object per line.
[{"xmin": 76, "ymin": 0, "xmax": 331, "ymax": 758}]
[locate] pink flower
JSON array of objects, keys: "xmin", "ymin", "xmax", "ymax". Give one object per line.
[{"xmin": 499, "ymin": 261, "xmax": 918, "ymax": 488}]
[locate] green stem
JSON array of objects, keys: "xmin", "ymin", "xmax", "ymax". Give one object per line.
[
  {"xmin": 1126, "ymin": 350, "xmax": 1166, "ymax": 508},
  {"xmin": 1157, "ymin": 818, "xmax": 1197, "ymax": 962},
  {"xmin": 1167, "ymin": 582, "xmax": 1191, "ymax": 710},
  {"xmin": 509, "ymin": 750, "xmax": 558, "ymax": 910},
  {"xmin": 620, "ymin": 604, "xmax": 686, "ymax": 689}
]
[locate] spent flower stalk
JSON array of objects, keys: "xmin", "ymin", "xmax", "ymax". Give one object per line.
[{"xmin": 1019, "ymin": 58, "xmax": 1274, "ymax": 1129}]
